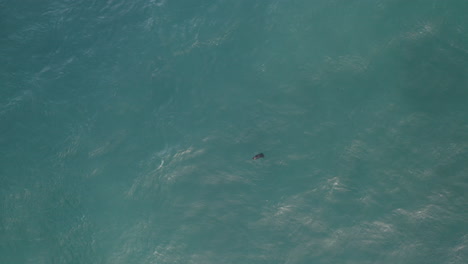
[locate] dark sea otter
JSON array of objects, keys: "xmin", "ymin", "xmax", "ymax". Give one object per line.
[{"xmin": 252, "ymin": 153, "xmax": 264, "ymax": 160}]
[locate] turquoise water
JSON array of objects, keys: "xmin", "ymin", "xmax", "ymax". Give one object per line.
[{"xmin": 1, "ymin": 0, "xmax": 468, "ymax": 263}]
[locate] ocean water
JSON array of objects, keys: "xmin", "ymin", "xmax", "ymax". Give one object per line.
[{"xmin": 1, "ymin": 0, "xmax": 468, "ymax": 263}]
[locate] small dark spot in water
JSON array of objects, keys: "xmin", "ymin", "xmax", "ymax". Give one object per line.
[{"xmin": 252, "ymin": 153, "xmax": 264, "ymax": 160}]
